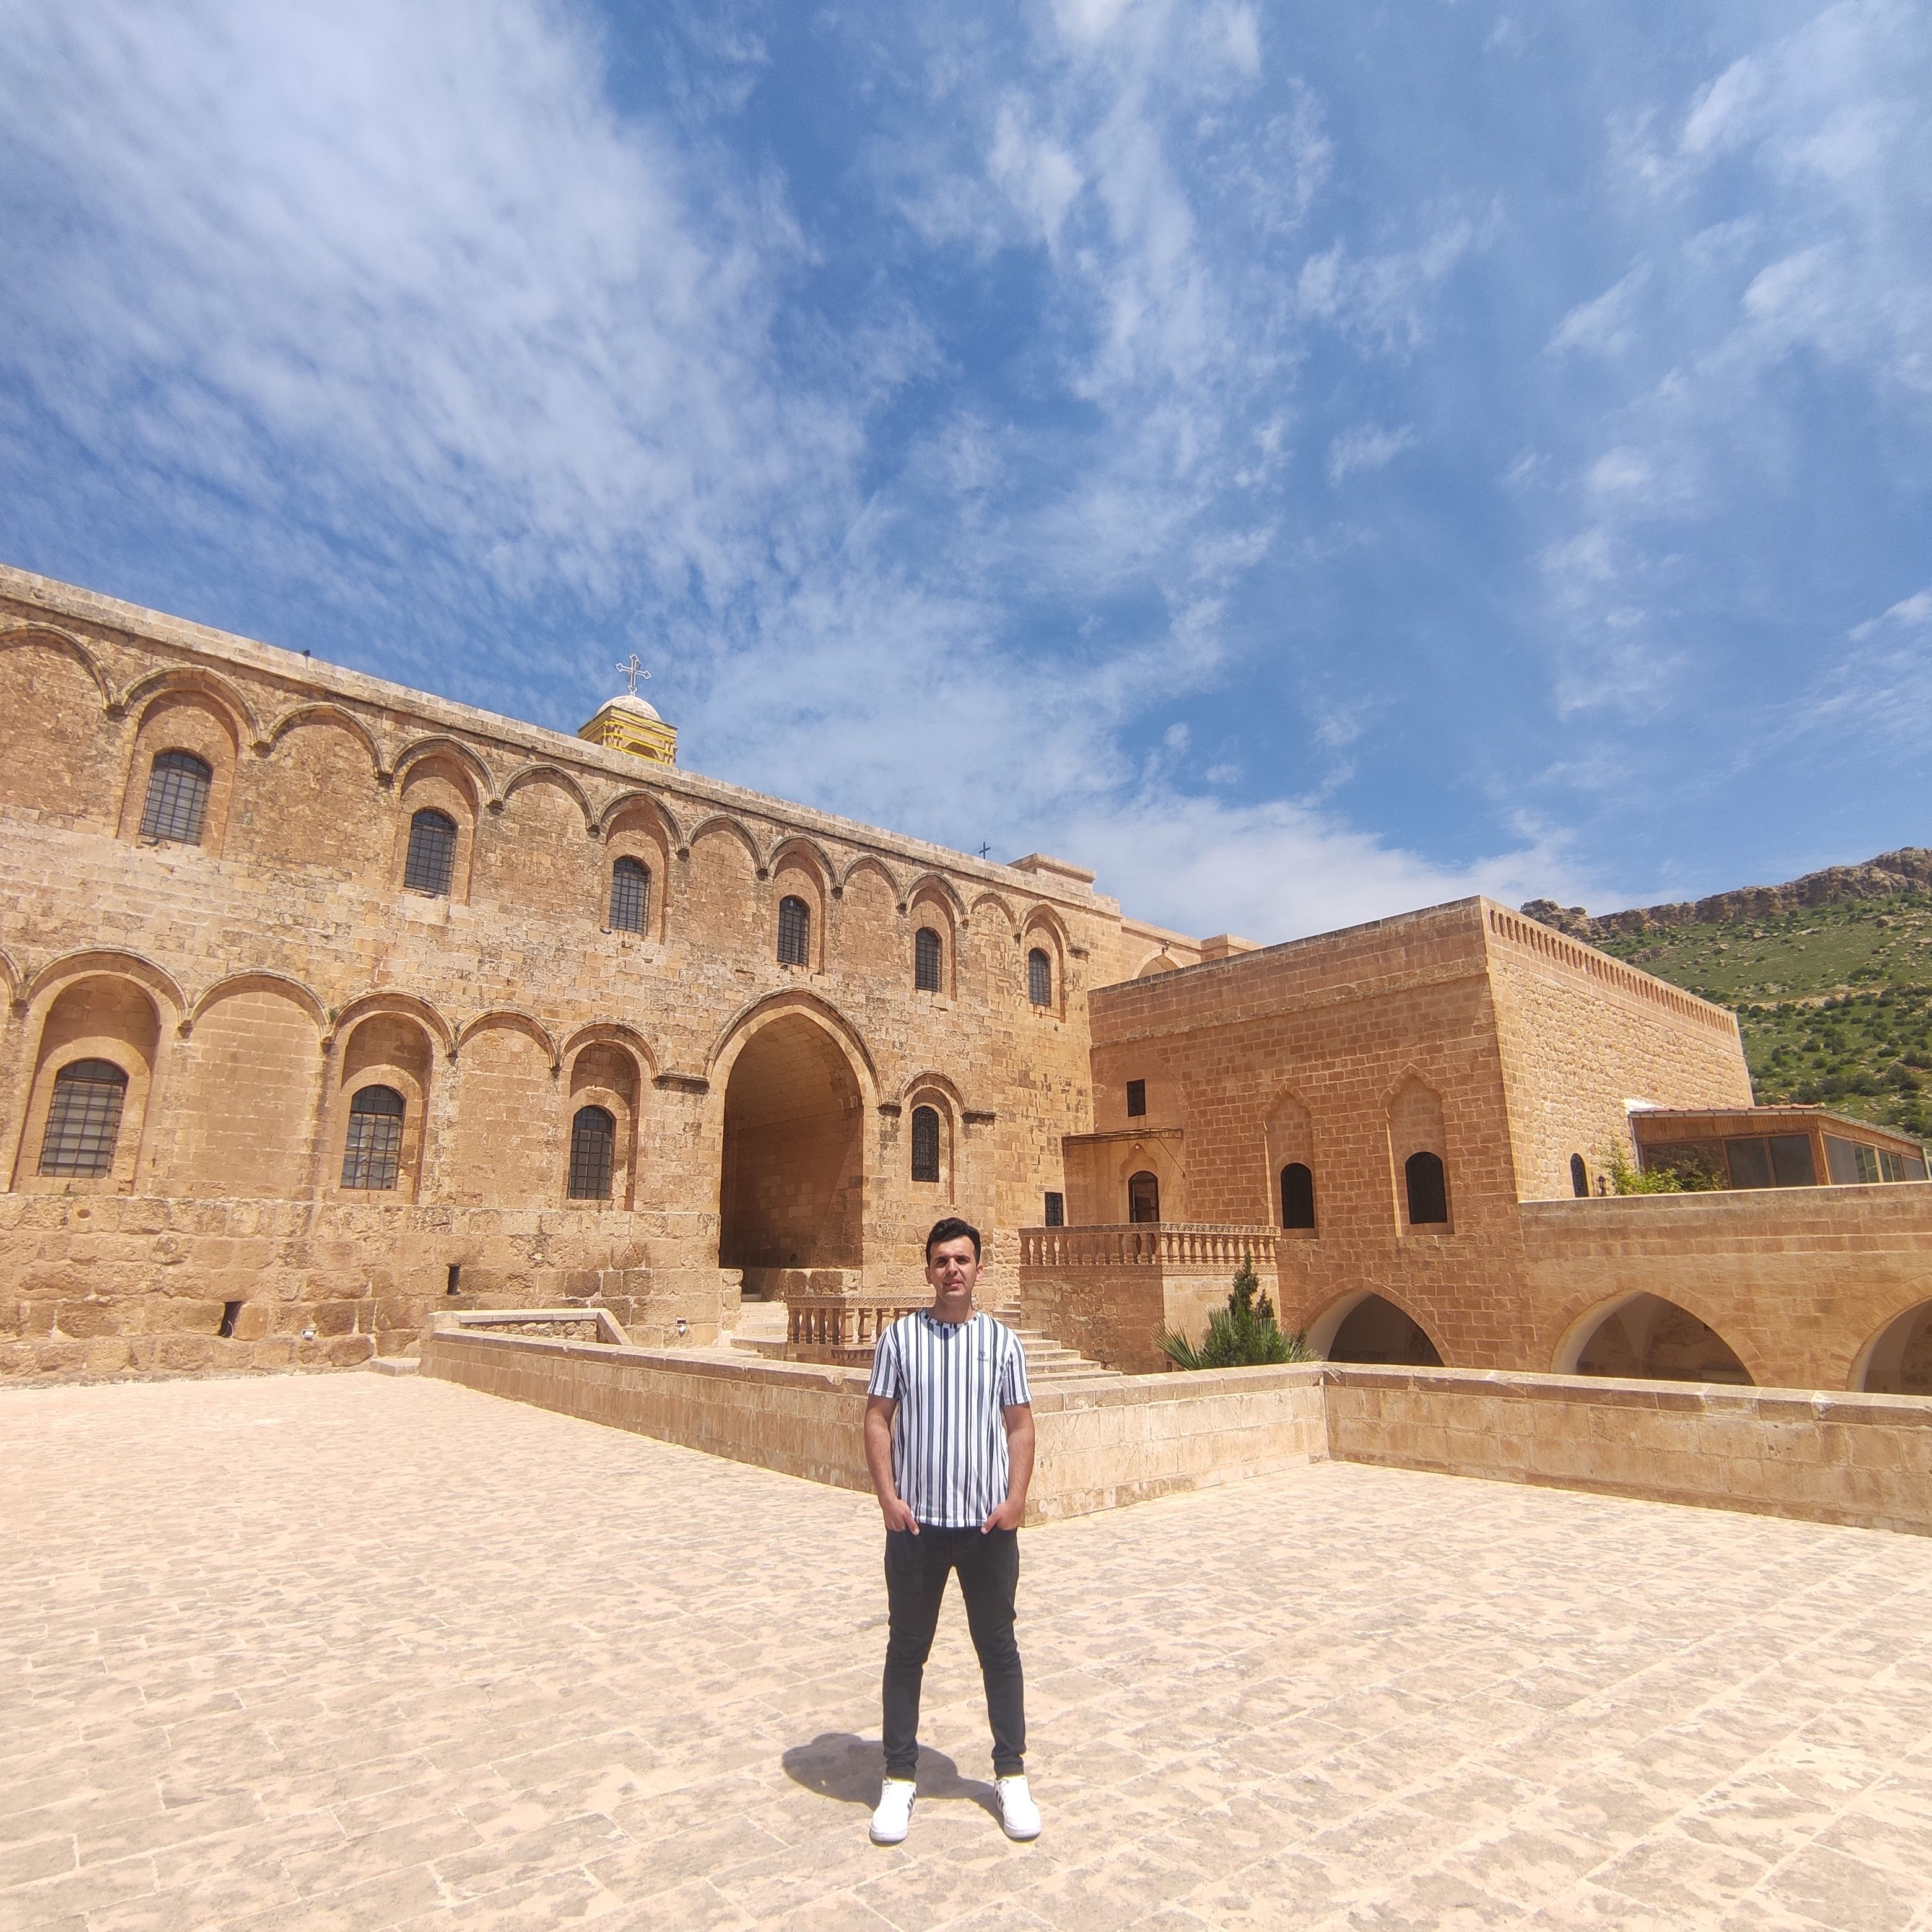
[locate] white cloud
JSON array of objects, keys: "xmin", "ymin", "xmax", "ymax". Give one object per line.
[
  {"xmin": 1297, "ymin": 212, "xmax": 1486, "ymax": 354},
  {"xmin": 1547, "ymin": 263, "xmax": 1649, "ymax": 356},
  {"xmin": 1681, "ymin": 56, "xmax": 1763, "ymax": 156},
  {"xmin": 1849, "ymin": 588, "xmax": 1932, "ymax": 642},
  {"xmin": 1326, "ymin": 422, "xmax": 1416, "ymax": 484},
  {"xmin": 990, "ymin": 101, "xmax": 1085, "ymax": 248}
]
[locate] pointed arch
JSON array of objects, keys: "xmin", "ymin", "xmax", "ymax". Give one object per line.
[
  {"xmin": 262, "ymin": 702, "xmax": 385, "ymax": 778},
  {"xmin": 0, "ymin": 622, "xmax": 113, "ymax": 709},
  {"xmin": 1306, "ymin": 1289, "xmax": 1447, "ymax": 1366},
  {"xmin": 1549, "ymin": 1287, "xmax": 1765, "ymax": 1386},
  {"xmin": 500, "ymin": 760, "xmax": 598, "ymax": 833},
  {"xmin": 1136, "ymin": 949, "xmax": 1180, "ymax": 978},
  {"xmin": 0, "ymin": 946, "xmax": 20, "ymax": 1011},
  {"xmin": 1020, "ymin": 903, "xmax": 1074, "ymax": 952},
  {"xmin": 455, "ymin": 1008, "xmax": 560, "ymax": 1071},
  {"xmin": 599, "ymin": 788, "xmax": 681, "ymax": 846},
  {"xmin": 840, "ymin": 853, "xmax": 903, "ymax": 900},
  {"xmin": 391, "ymin": 735, "xmax": 497, "ymax": 809},
  {"xmin": 114, "ymin": 665, "xmax": 259, "ymax": 746},
  {"xmin": 686, "ymin": 814, "xmax": 765, "ymax": 871},
  {"xmin": 766, "ymin": 833, "xmax": 838, "ymax": 887},
  {"xmin": 326, "ymin": 990, "xmax": 455, "ymax": 1060},
  {"xmin": 897, "ymin": 1068, "xmax": 966, "ymax": 1110},
  {"xmin": 186, "ymin": 970, "xmax": 328, "ymax": 1035},
  {"xmin": 705, "ymin": 986, "xmax": 882, "ymax": 1103},
  {"xmin": 902, "ymin": 870, "xmax": 967, "ymax": 917},
  {"xmin": 968, "ymin": 890, "xmax": 1019, "ymax": 935},
  {"xmin": 559, "ymin": 1019, "xmax": 661, "ymax": 1082},
  {"xmin": 24, "ymin": 949, "xmax": 186, "ymax": 1020}
]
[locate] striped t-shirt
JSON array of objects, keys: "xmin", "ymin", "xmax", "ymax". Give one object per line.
[{"xmin": 868, "ymin": 1310, "xmax": 1032, "ymax": 1530}]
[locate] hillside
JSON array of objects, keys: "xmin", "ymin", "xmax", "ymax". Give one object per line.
[{"xmin": 1521, "ymin": 851, "xmax": 1932, "ymax": 1142}]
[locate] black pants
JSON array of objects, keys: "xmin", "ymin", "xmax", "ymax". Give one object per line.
[{"xmin": 882, "ymin": 1525, "xmax": 1025, "ymax": 1779}]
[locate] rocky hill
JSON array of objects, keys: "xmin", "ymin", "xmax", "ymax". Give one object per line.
[{"xmin": 1521, "ymin": 851, "xmax": 1932, "ymax": 1141}]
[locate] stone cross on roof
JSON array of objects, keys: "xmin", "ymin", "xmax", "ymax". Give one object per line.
[{"xmin": 615, "ymin": 653, "xmax": 651, "ymax": 697}]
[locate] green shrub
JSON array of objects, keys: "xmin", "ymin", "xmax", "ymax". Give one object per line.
[
  {"xmin": 1162, "ymin": 1253, "xmax": 1310, "ymax": 1369},
  {"xmin": 1604, "ymin": 1141, "xmax": 1723, "ymax": 1194}
]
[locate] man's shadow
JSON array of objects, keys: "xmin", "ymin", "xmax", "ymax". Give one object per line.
[{"xmin": 783, "ymin": 1733, "xmax": 998, "ymax": 1821}]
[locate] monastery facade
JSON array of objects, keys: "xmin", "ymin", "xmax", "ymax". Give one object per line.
[{"xmin": 3, "ymin": 565, "xmax": 1930, "ymax": 1395}]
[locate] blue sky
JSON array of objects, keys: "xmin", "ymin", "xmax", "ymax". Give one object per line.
[{"xmin": 2, "ymin": 1, "xmax": 1929, "ymax": 941}]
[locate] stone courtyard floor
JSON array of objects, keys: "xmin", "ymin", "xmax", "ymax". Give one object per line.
[{"xmin": 4, "ymin": 1378, "xmax": 1932, "ymax": 1932}]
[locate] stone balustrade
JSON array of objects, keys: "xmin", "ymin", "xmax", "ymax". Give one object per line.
[
  {"xmin": 785, "ymin": 1293, "xmax": 926, "ymax": 1365},
  {"xmin": 1019, "ymin": 1222, "xmax": 1279, "ymax": 1270}
]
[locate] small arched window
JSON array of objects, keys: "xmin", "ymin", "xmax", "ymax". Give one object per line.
[
  {"xmin": 609, "ymin": 857, "xmax": 650, "ymax": 934},
  {"xmin": 1128, "ymin": 1169, "xmax": 1160, "ymax": 1223},
  {"xmin": 911, "ymin": 1105, "xmax": 941, "ymax": 1183},
  {"xmin": 138, "ymin": 750, "xmax": 212, "ymax": 846},
  {"xmin": 778, "ymin": 895, "xmax": 811, "ymax": 966},
  {"xmin": 915, "ymin": 927, "xmax": 943, "ymax": 992},
  {"xmin": 1570, "ymin": 1153, "xmax": 1589, "ymax": 1199},
  {"xmin": 568, "ymin": 1105, "xmax": 616, "ymax": 1201},
  {"xmin": 1027, "ymin": 947, "xmax": 1053, "ymax": 1007},
  {"xmin": 341, "ymin": 1085, "xmax": 406, "ymax": 1191},
  {"xmin": 1404, "ymin": 1150, "xmax": 1448, "ymax": 1227},
  {"xmin": 38, "ymin": 1058, "xmax": 129, "ymax": 1178},
  {"xmin": 1281, "ymin": 1162, "xmax": 1316, "ymax": 1230},
  {"xmin": 403, "ymin": 809, "xmax": 456, "ymax": 897}
]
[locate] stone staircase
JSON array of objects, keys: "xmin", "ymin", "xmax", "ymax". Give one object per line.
[{"xmin": 723, "ymin": 1295, "xmax": 1120, "ymax": 1382}]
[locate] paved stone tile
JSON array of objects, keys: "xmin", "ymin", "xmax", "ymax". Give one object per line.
[{"xmin": 6, "ymin": 1375, "xmax": 1932, "ymax": 1930}]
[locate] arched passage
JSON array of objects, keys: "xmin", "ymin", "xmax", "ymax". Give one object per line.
[
  {"xmin": 1308, "ymin": 1292, "xmax": 1444, "ymax": 1367},
  {"xmin": 719, "ymin": 1014, "xmax": 864, "ymax": 1291},
  {"xmin": 1854, "ymin": 1302, "xmax": 1932, "ymax": 1396},
  {"xmin": 1557, "ymin": 1292, "xmax": 1753, "ymax": 1385}
]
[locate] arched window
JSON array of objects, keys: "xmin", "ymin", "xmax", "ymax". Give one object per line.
[
  {"xmin": 915, "ymin": 927, "xmax": 943, "ymax": 992},
  {"xmin": 1281, "ymin": 1162, "xmax": 1315, "ymax": 1230},
  {"xmin": 341, "ymin": 1085, "xmax": 405, "ymax": 1190},
  {"xmin": 37, "ymin": 1058, "xmax": 128, "ymax": 1178},
  {"xmin": 777, "ymin": 895, "xmax": 811, "ymax": 966},
  {"xmin": 403, "ymin": 809, "xmax": 456, "ymax": 896},
  {"xmin": 1570, "ymin": 1153, "xmax": 1589, "ymax": 1199},
  {"xmin": 609, "ymin": 857, "xmax": 650, "ymax": 934},
  {"xmin": 568, "ymin": 1105, "xmax": 616, "ymax": 1201},
  {"xmin": 1027, "ymin": 947, "xmax": 1053, "ymax": 1007},
  {"xmin": 911, "ymin": 1104, "xmax": 941, "ymax": 1183},
  {"xmin": 1404, "ymin": 1150, "xmax": 1448, "ymax": 1226},
  {"xmin": 1128, "ymin": 1169, "xmax": 1160, "ymax": 1223},
  {"xmin": 137, "ymin": 750, "xmax": 212, "ymax": 845}
]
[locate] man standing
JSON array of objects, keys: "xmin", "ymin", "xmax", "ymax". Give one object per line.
[{"xmin": 863, "ymin": 1216, "xmax": 1038, "ymax": 1845}]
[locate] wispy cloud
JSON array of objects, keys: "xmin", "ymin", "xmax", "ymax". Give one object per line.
[{"xmin": 1326, "ymin": 424, "xmax": 1416, "ymax": 484}]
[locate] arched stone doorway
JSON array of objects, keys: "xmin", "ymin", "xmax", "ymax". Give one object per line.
[
  {"xmin": 1557, "ymin": 1293, "xmax": 1752, "ymax": 1385},
  {"xmin": 1855, "ymin": 1302, "xmax": 1932, "ymax": 1395},
  {"xmin": 1309, "ymin": 1292, "xmax": 1444, "ymax": 1367},
  {"xmin": 719, "ymin": 1013, "xmax": 864, "ymax": 1294}
]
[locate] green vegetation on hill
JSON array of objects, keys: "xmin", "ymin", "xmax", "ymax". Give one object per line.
[{"xmin": 1588, "ymin": 897, "xmax": 1932, "ymax": 1141}]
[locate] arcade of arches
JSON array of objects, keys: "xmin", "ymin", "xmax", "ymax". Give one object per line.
[{"xmin": 4, "ymin": 562, "xmax": 1932, "ymax": 1397}]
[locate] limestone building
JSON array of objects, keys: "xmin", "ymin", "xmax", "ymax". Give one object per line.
[{"xmin": 2, "ymin": 564, "xmax": 1930, "ymax": 1393}]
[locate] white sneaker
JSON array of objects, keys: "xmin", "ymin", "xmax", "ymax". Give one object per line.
[
  {"xmin": 996, "ymin": 1773, "xmax": 1040, "ymax": 1840},
  {"xmin": 869, "ymin": 1778, "xmax": 916, "ymax": 1845}
]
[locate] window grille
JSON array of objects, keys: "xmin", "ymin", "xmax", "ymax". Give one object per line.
[
  {"xmin": 138, "ymin": 750, "xmax": 212, "ymax": 845},
  {"xmin": 609, "ymin": 857, "xmax": 650, "ymax": 934},
  {"xmin": 341, "ymin": 1085, "xmax": 405, "ymax": 1190},
  {"xmin": 568, "ymin": 1105, "xmax": 616, "ymax": 1200},
  {"xmin": 1281, "ymin": 1162, "xmax": 1315, "ymax": 1230},
  {"xmin": 403, "ymin": 809, "xmax": 456, "ymax": 895},
  {"xmin": 911, "ymin": 1105, "xmax": 941, "ymax": 1183},
  {"xmin": 1128, "ymin": 1169, "xmax": 1159, "ymax": 1223},
  {"xmin": 1125, "ymin": 1079, "xmax": 1146, "ymax": 1118},
  {"xmin": 1043, "ymin": 1191, "xmax": 1064, "ymax": 1227},
  {"xmin": 777, "ymin": 895, "xmax": 811, "ymax": 966},
  {"xmin": 1404, "ymin": 1151, "xmax": 1448, "ymax": 1225},
  {"xmin": 915, "ymin": 926, "xmax": 942, "ymax": 991},
  {"xmin": 37, "ymin": 1058, "xmax": 128, "ymax": 1178},
  {"xmin": 1027, "ymin": 947, "xmax": 1052, "ymax": 1007}
]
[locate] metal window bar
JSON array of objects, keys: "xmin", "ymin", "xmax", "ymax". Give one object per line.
[
  {"xmin": 777, "ymin": 895, "xmax": 810, "ymax": 965},
  {"xmin": 568, "ymin": 1106, "xmax": 616, "ymax": 1200},
  {"xmin": 910, "ymin": 1105, "xmax": 941, "ymax": 1183},
  {"xmin": 137, "ymin": 751, "xmax": 212, "ymax": 845},
  {"xmin": 609, "ymin": 858, "xmax": 650, "ymax": 934},
  {"xmin": 403, "ymin": 810, "xmax": 456, "ymax": 895},
  {"xmin": 1027, "ymin": 947, "xmax": 1052, "ymax": 1006},
  {"xmin": 341, "ymin": 1086, "xmax": 405, "ymax": 1190},
  {"xmin": 1043, "ymin": 1190, "xmax": 1064, "ymax": 1227},
  {"xmin": 37, "ymin": 1059, "xmax": 128, "ymax": 1178},
  {"xmin": 914, "ymin": 927, "xmax": 942, "ymax": 991}
]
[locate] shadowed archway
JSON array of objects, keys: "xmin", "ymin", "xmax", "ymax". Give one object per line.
[
  {"xmin": 1560, "ymin": 1292, "xmax": 1752, "ymax": 1385},
  {"xmin": 719, "ymin": 1014, "xmax": 864, "ymax": 1289},
  {"xmin": 1309, "ymin": 1292, "xmax": 1444, "ymax": 1367}
]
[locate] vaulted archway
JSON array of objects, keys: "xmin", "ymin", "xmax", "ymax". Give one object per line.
[
  {"xmin": 1557, "ymin": 1292, "xmax": 1753, "ymax": 1385},
  {"xmin": 718, "ymin": 1013, "xmax": 864, "ymax": 1292}
]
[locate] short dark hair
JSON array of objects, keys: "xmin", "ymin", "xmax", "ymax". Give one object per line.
[{"xmin": 925, "ymin": 1216, "xmax": 981, "ymax": 1262}]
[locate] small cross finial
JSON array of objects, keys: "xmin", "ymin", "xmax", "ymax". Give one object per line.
[
  {"xmin": 977, "ymin": 842, "xmax": 992, "ymax": 861},
  {"xmin": 616, "ymin": 653, "xmax": 651, "ymax": 697}
]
